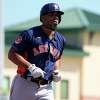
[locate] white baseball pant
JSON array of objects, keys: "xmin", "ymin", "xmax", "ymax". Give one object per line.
[{"xmin": 10, "ymin": 74, "xmax": 54, "ymax": 100}]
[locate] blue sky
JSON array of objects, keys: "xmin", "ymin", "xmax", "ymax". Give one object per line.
[{"xmin": 5, "ymin": 0, "xmax": 100, "ymax": 26}]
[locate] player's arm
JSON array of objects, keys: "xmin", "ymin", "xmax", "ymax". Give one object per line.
[
  {"xmin": 8, "ymin": 47, "xmax": 44, "ymax": 78},
  {"xmin": 53, "ymin": 34, "xmax": 66, "ymax": 82},
  {"xmin": 8, "ymin": 47, "xmax": 31, "ymax": 68},
  {"xmin": 55, "ymin": 58, "xmax": 61, "ymax": 70},
  {"xmin": 52, "ymin": 58, "xmax": 62, "ymax": 82}
]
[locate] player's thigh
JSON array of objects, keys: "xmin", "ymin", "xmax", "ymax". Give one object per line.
[
  {"xmin": 38, "ymin": 86, "xmax": 54, "ymax": 100},
  {"xmin": 10, "ymin": 75, "xmax": 38, "ymax": 100}
]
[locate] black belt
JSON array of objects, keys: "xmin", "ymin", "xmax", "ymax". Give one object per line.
[{"xmin": 20, "ymin": 74, "xmax": 50, "ymax": 85}]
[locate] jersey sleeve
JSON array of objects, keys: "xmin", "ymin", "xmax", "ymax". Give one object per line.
[
  {"xmin": 58, "ymin": 35, "xmax": 66, "ymax": 59},
  {"xmin": 12, "ymin": 30, "xmax": 31, "ymax": 53}
]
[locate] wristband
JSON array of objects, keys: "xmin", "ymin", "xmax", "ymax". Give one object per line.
[{"xmin": 28, "ymin": 64, "xmax": 36, "ymax": 73}]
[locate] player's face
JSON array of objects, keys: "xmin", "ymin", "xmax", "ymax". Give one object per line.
[{"xmin": 42, "ymin": 12, "xmax": 60, "ymax": 30}]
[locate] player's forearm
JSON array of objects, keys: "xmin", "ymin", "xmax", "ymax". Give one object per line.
[
  {"xmin": 53, "ymin": 58, "xmax": 62, "ymax": 82},
  {"xmin": 8, "ymin": 48, "xmax": 31, "ymax": 68},
  {"xmin": 55, "ymin": 58, "xmax": 61, "ymax": 70},
  {"xmin": 10, "ymin": 53, "xmax": 31, "ymax": 68}
]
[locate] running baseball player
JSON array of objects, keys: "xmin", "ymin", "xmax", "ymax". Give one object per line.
[{"xmin": 8, "ymin": 3, "xmax": 65, "ymax": 100}]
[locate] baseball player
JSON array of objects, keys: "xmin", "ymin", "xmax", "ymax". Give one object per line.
[{"xmin": 8, "ymin": 3, "xmax": 65, "ymax": 100}]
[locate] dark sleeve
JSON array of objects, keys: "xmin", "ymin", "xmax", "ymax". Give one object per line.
[
  {"xmin": 63, "ymin": 36, "xmax": 67, "ymax": 49},
  {"xmin": 60, "ymin": 36, "xmax": 66, "ymax": 56},
  {"xmin": 12, "ymin": 31, "xmax": 31, "ymax": 53},
  {"xmin": 58, "ymin": 36, "xmax": 66, "ymax": 59},
  {"xmin": 56, "ymin": 34, "xmax": 66, "ymax": 60}
]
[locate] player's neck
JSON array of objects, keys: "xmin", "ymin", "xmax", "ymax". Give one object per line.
[{"xmin": 41, "ymin": 25, "xmax": 55, "ymax": 40}]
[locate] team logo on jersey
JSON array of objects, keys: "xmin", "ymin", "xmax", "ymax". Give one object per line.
[
  {"xmin": 15, "ymin": 36, "xmax": 22, "ymax": 44},
  {"xmin": 33, "ymin": 44, "xmax": 48, "ymax": 56},
  {"xmin": 33, "ymin": 43, "xmax": 60, "ymax": 60}
]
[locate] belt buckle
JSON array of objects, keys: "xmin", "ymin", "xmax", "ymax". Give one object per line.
[{"xmin": 39, "ymin": 80, "xmax": 49, "ymax": 85}]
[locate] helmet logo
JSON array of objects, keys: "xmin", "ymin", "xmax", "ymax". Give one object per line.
[{"xmin": 54, "ymin": 4, "xmax": 59, "ymax": 10}]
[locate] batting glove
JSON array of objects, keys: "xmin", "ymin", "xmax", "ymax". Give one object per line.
[
  {"xmin": 52, "ymin": 70, "xmax": 61, "ymax": 82},
  {"xmin": 28, "ymin": 64, "xmax": 44, "ymax": 78}
]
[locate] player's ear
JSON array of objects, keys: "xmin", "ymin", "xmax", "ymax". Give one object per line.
[
  {"xmin": 40, "ymin": 15, "xmax": 47, "ymax": 23},
  {"xmin": 40, "ymin": 15, "xmax": 45, "ymax": 22}
]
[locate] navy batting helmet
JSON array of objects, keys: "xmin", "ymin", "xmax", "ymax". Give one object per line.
[{"xmin": 40, "ymin": 3, "xmax": 64, "ymax": 23}]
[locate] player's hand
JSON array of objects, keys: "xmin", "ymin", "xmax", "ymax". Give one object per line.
[
  {"xmin": 52, "ymin": 70, "xmax": 61, "ymax": 82},
  {"xmin": 28, "ymin": 64, "xmax": 44, "ymax": 78}
]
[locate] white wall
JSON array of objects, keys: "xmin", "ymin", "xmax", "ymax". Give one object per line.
[{"xmin": 82, "ymin": 46, "xmax": 100, "ymax": 97}]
